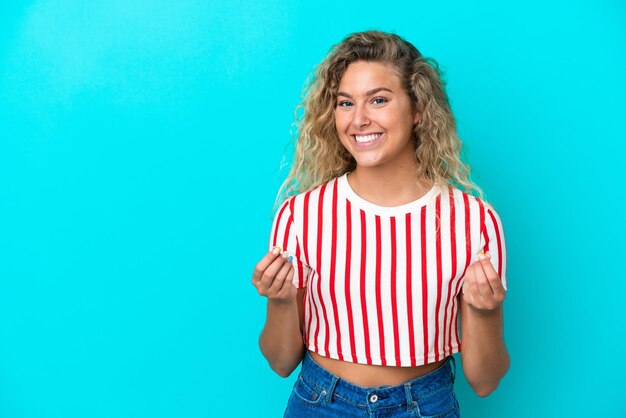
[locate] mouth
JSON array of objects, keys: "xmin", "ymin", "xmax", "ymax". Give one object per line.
[{"xmin": 352, "ymin": 132, "xmax": 384, "ymax": 145}]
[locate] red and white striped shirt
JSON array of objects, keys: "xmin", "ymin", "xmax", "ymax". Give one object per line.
[{"xmin": 269, "ymin": 173, "xmax": 507, "ymax": 367}]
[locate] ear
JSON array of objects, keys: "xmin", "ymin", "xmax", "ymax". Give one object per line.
[{"xmin": 413, "ymin": 111, "xmax": 421, "ymax": 125}]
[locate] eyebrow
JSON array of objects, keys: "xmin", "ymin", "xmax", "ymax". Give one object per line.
[{"xmin": 336, "ymin": 87, "xmax": 394, "ymax": 99}]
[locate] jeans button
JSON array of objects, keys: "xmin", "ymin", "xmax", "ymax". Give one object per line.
[{"xmin": 369, "ymin": 394, "xmax": 378, "ymax": 403}]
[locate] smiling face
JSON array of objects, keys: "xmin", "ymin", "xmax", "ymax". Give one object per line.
[{"xmin": 334, "ymin": 61, "xmax": 420, "ymax": 173}]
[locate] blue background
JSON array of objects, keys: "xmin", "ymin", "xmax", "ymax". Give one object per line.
[{"xmin": 1, "ymin": 1, "xmax": 624, "ymax": 417}]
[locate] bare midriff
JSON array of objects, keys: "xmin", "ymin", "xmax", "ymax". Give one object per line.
[{"xmin": 309, "ymin": 350, "xmax": 447, "ymax": 387}]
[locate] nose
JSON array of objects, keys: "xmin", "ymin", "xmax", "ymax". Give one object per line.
[{"xmin": 351, "ymin": 104, "xmax": 371, "ymax": 129}]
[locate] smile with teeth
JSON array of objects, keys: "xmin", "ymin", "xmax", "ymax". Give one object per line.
[{"xmin": 354, "ymin": 133, "xmax": 384, "ymax": 143}]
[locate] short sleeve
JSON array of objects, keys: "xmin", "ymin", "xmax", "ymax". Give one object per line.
[
  {"xmin": 481, "ymin": 204, "xmax": 508, "ymax": 290},
  {"xmin": 269, "ymin": 197, "xmax": 311, "ymax": 288}
]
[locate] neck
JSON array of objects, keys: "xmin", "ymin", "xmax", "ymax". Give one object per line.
[{"xmin": 347, "ymin": 160, "xmax": 432, "ymax": 207}]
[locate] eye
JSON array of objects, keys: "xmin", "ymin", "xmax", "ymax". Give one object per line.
[
  {"xmin": 337, "ymin": 100, "xmax": 353, "ymax": 107},
  {"xmin": 372, "ymin": 97, "xmax": 388, "ymax": 105}
]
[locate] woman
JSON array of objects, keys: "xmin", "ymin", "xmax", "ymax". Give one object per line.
[{"xmin": 252, "ymin": 30, "xmax": 509, "ymax": 417}]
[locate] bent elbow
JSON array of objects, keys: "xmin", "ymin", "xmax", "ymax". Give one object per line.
[
  {"xmin": 466, "ymin": 367, "xmax": 508, "ymax": 398},
  {"xmin": 469, "ymin": 366, "xmax": 508, "ymax": 397},
  {"xmin": 464, "ymin": 353, "xmax": 510, "ymax": 398},
  {"xmin": 273, "ymin": 364, "xmax": 297, "ymax": 378},
  {"xmin": 473, "ymin": 383, "xmax": 499, "ymax": 398}
]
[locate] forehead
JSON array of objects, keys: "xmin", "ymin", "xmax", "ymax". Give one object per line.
[{"xmin": 338, "ymin": 61, "xmax": 402, "ymax": 92}]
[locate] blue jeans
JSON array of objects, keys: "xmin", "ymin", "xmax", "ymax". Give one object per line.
[{"xmin": 284, "ymin": 351, "xmax": 460, "ymax": 418}]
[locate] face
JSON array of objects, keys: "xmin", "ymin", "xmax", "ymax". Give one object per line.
[{"xmin": 334, "ymin": 61, "xmax": 420, "ymax": 172}]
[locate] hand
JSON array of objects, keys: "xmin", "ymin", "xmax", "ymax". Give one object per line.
[
  {"xmin": 252, "ymin": 246, "xmax": 296, "ymax": 304},
  {"xmin": 462, "ymin": 252, "xmax": 506, "ymax": 315}
]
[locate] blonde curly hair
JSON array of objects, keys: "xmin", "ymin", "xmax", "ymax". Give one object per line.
[{"xmin": 274, "ymin": 30, "xmax": 482, "ymax": 211}]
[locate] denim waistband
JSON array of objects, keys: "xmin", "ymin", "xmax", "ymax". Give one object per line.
[{"xmin": 300, "ymin": 351, "xmax": 456, "ymax": 411}]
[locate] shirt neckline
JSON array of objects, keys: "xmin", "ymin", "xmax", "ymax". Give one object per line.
[{"xmin": 337, "ymin": 172, "xmax": 441, "ymax": 216}]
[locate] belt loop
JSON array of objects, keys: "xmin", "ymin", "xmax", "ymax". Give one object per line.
[
  {"xmin": 404, "ymin": 382, "xmax": 416, "ymax": 413},
  {"xmin": 325, "ymin": 375, "xmax": 339, "ymax": 403},
  {"xmin": 450, "ymin": 355, "xmax": 456, "ymax": 382}
]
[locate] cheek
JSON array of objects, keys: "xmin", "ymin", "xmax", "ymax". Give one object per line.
[
  {"xmin": 337, "ymin": 133, "xmax": 352, "ymax": 151},
  {"xmin": 334, "ymin": 111, "xmax": 350, "ymax": 132},
  {"xmin": 333, "ymin": 116, "xmax": 349, "ymax": 146},
  {"xmin": 388, "ymin": 111, "xmax": 415, "ymax": 138},
  {"xmin": 334, "ymin": 118, "xmax": 340, "ymax": 133}
]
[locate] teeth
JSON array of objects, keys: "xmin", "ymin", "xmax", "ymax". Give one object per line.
[{"xmin": 355, "ymin": 133, "xmax": 382, "ymax": 143}]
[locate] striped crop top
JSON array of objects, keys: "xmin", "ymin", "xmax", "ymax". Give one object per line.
[{"xmin": 269, "ymin": 173, "xmax": 507, "ymax": 367}]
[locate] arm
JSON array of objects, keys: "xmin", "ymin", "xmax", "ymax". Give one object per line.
[
  {"xmin": 259, "ymin": 287, "xmax": 306, "ymax": 377},
  {"xmin": 459, "ymin": 253, "xmax": 510, "ymax": 397},
  {"xmin": 253, "ymin": 249, "xmax": 307, "ymax": 377}
]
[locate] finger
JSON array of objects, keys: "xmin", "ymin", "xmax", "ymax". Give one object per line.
[
  {"xmin": 478, "ymin": 251, "xmax": 499, "ymax": 277},
  {"xmin": 480, "ymin": 252, "xmax": 506, "ymax": 299},
  {"xmin": 256, "ymin": 253, "xmax": 289, "ymax": 291},
  {"xmin": 252, "ymin": 246, "xmax": 283, "ymax": 283},
  {"xmin": 462, "ymin": 266, "xmax": 478, "ymax": 304},
  {"xmin": 276, "ymin": 265, "xmax": 296, "ymax": 299},
  {"xmin": 268, "ymin": 256, "xmax": 294, "ymax": 295},
  {"xmin": 489, "ymin": 277, "xmax": 506, "ymax": 300},
  {"xmin": 477, "ymin": 252, "xmax": 506, "ymax": 293},
  {"xmin": 473, "ymin": 260, "xmax": 495, "ymax": 299}
]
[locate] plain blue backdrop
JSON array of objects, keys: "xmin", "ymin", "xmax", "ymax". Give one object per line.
[{"xmin": 1, "ymin": 1, "xmax": 624, "ymax": 417}]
